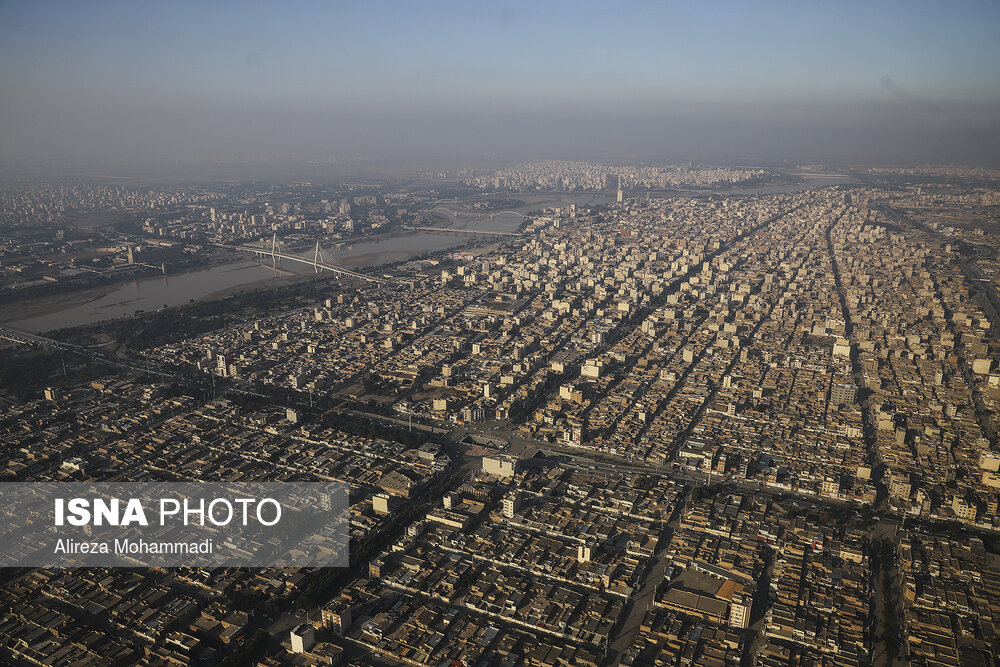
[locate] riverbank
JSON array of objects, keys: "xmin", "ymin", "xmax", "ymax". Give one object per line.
[{"xmin": 0, "ymin": 284, "xmax": 120, "ymax": 324}]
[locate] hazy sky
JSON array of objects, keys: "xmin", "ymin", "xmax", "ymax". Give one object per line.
[{"xmin": 1, "ymin": 0, "xmax": 999, "ymax": 175}]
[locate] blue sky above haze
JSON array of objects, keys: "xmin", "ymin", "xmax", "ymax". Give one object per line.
[{"xmin": 1, "ymin": 0, "xmax": 999, "ymax": 173}]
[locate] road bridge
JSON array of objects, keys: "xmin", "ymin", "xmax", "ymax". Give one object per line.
[
  {"xmin": 405, "ymin": 226, "xmax": 517, "ymax": 237},
  {"xmin": 220, "ymin": 238, "xmax": 391, "ymax": 285}
]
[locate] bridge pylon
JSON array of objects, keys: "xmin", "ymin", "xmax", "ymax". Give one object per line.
[
  {"xmin": 271, "ymin": 233, "xmax": 281, "ymax": 269},
  {"xmin": 313, "ymin": 241, "xmax": 329, "ymax": 273}
]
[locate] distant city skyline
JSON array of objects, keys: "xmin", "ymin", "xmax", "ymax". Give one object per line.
[{"xmin": 1, "ymin": 0, "xmax": 999, "ymax": 174}]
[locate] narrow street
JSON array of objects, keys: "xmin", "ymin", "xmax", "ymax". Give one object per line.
[{"xmin": 603, "ymin": 493, "xmax": 685, "ymax": 665}]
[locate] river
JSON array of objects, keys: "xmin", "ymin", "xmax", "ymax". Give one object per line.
[
  {"xmin": 4, "ymin": 231, "xmax": 471, "ymax": 333},
  {"xmin": 4, "ymin": 176, "xmax": 852, "ymax": 333}
]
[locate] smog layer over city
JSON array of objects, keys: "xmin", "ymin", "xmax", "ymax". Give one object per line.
[{"xmin": 1, "ymin": 2, "xmax": 1000, "ymax": 666}]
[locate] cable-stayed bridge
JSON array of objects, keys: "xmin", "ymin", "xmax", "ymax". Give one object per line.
[{"xmin": 220, "ymin": 237, "xmax": 390, "ymax": 285}]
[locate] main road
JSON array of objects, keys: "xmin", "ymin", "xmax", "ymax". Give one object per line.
[{"xmin": 0, "ymin": 324, "xmax": 82, "ymax": 350}]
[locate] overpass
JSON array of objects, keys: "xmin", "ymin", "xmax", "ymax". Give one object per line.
[
  {"xmin": 0, "ymin": 325, "xmax": 81, "ymax": 350},
  {"xmin": 221, "ymin": 238, "xmax": 390, "ymax": 285},
  {"xmin": 0, "ymin": 324, "xmax": 190, "ymax": 380}
]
